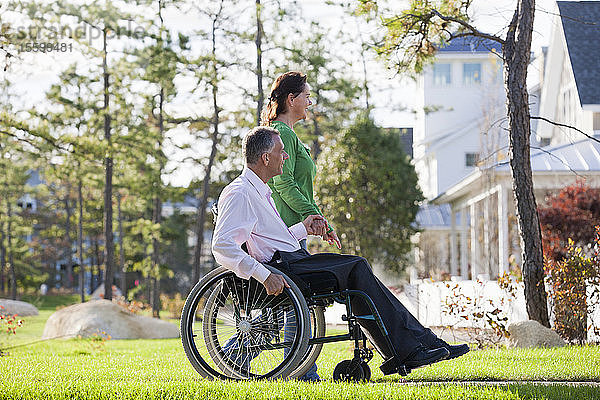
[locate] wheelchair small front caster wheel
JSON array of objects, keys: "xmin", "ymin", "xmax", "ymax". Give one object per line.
[
  {"xmin": 333, "ymin": 360, "xmax": 370, "ymax": 382},
  {"xmin": 360, "ymin": 362, "xmax": 371, "ymax": 381}
]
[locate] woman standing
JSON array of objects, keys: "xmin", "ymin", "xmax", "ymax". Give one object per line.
[{"xmin": 261, "ymin": 71, "xmax": 340, "ymax": 250}]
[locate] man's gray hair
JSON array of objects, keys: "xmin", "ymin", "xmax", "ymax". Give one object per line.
[{"xmin": 243, "ymin": 126, "xmax": 280, "ymax": 165}]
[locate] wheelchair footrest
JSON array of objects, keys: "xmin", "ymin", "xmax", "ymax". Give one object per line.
[{"xmin": 380, "ymin": 357, "xmax": 411, "ymax": 376}]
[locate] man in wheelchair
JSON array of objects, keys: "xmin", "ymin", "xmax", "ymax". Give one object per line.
[{"xmin": 211, "ymin": 126, "xmax": 469, "ymax": 378}]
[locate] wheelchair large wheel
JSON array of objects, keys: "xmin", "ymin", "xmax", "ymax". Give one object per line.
[
  {"xmin": 288, "ymin": 305, "xmax": 325, "ymax": 379},
  {"xmin": 181, "ymin": 266, "xmax": 310, "ymax": 380}
]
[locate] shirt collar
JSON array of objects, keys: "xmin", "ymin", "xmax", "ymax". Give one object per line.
[{"xmin": 242, "ymin": 167, "xmax": 271, "ymax": 198}]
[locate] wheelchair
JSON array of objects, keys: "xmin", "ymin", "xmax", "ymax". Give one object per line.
[{"xmin": 180, "ymin": 263, "xmax": 411, "ymax": 381}]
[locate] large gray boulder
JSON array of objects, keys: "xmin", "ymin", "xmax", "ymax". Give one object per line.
[
  {"xmin": 507, "ymin": 320, "xmax": 566, "ymax": 348},
  {"xmin": 42, "ymin": 299, "xmax": 179, "ymax": 340},
  {"xmin": 0, "ymin": 299, "xmax": 39, "ymax": 317}
]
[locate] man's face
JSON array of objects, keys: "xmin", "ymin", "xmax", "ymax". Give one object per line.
[{"xmin": 265, "ymin": 135, "xmax": 289, "ymax": 177}]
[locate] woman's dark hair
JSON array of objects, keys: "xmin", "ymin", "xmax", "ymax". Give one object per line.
[{"xmin": 260, "ymin": 71, "xmax": 307, "ymax": 125}]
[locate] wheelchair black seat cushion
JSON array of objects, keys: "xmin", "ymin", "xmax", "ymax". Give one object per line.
[
  {"xmin": 271, "ymin": 264, "xmax": 339, "ymax": 296},
  {"xmin": 296, "ymin": 271, "xmax": 339, "ymax": 295}
]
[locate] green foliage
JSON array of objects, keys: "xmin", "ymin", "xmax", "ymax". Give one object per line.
[
  {"xmin": 357, "ymin": 0, "xmax": 473, "ymax": 74},
  {"xmin": 544, "ymin": 229, "xmax": 600, "ymax": 344},
  {"xmin": 315, "ymin": 115, "xmax": 423, "ymax": 274}
]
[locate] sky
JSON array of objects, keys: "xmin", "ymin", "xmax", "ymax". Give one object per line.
[{"xmin": 3, "ymin": 0, "xmax": 562, "ymax": 186}]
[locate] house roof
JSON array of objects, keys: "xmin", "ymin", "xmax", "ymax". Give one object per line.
[
  {"xmin": 433, "ymin": 138, "xmax": 600, "ymax": 205},
  {"xmin": 436, "ymin": 36, "xmax": 502, "ymax": 54},
  {"xmin": 415, "ymin": 203, "xmax": 452, "ymax": 229},
  {"xmin": 557, "ymin": 1, "xmax": 600, "ymax": 106},
  {"xmin": 495, "ymin": 138, "xmax": 600, "ymax": 172}
]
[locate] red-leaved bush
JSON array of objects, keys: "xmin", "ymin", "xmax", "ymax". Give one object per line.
[
  {"xmin": 539, "ymin": 182, "xmax": 600, "ymax": 343},
  {"xmin": 538, "ymin": 180, "xmax": 600, "ymax": 262},
  {"xmin": 543, "ymin": 229, "xmax": 600, "ymax": 343}
]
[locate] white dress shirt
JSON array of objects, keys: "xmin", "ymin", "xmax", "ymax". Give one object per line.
[{"xmin": 211, "ymin": 168, "xmax": 307, "ymax": 283}]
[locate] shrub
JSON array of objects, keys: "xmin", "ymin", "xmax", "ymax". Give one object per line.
[
  {"xmin": 441, "ymin": 271, "xmax": 520, "ymax": 348},
  {"xmin": 539, "ymin": 181, "xmax": 600, "ymax": 262},
  {"xmin": 544, "ymin": 227, "xmax": 600, "ymax": 344},
  {"xmin": 160, "ymin": 293, "xmax": 185, "ymax": 319},
  {"xmin": 0, "ymin": 306, "xmax": 24, "ymax": 356}
]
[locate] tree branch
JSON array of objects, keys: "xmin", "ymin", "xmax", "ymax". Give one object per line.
[
  {"xmin": 429, "ymin": 9, "xmax": 505, "ymax": 45},
  {"xmin": 0, "ymin": 128, "xmax": 48, "ymax": 151},
  {"xmin": 165, "ymin": 116, "xmax": 209, "ymax": 125},
  {"xmin": 530, "ymin": 116, "xmax": 600, "ymax": 145}
]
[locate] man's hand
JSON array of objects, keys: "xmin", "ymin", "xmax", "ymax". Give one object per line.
[
  {"xmin": 262, "ymin": 272, "xmax": 289, "ymax": 296},
  {"xmin": 303, "ymin": 215, "xmax": 327, "ymax": 236}
]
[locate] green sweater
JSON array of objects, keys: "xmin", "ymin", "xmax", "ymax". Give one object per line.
[{"xmin": 268, "ymin": 120, "xmax": 323, "ymax": 228}]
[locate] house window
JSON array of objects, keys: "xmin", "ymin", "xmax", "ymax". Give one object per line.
[
  {"xmin": 465, "ymin": 153, "xmax": 479, "ymax": 167},
  {"xmin": 539, "ymin": 138, "xmax": 551, "ymax": 147},
  {"xmin": 463, "ymin": 63, "xmax": 481, "ymax": 84},
  {"xmin": 593, "ymin": 113, "xmax": 600, "ymax": 133},
  {"xmin": 433, "ymin": 63, "xmax": 451, "ymax": 86}
]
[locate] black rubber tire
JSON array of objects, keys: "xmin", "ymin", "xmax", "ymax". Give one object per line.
[
  {"xmin": 360, "ymin": 362, "xmax": 371, "ymax": 381},
  {"xmin": 333, "ymin": 359, "xmax": 365, "ymax": 382},
  {"xmin": 288, "ymin": 305, "xmax": 325, "ymax": 379},
  {"xmin": 180, "ymin": 266, "xmax": 310, "ymax": 380}
]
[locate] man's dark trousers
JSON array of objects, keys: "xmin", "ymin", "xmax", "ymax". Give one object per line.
[{"xmin": 269, "ymin": 249, "xmax": 439, "ymax": 361}]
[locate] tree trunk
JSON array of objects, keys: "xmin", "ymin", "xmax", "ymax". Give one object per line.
[
  {"xmin": 102, "ymin": 27, "xmax": 115, "ymax": 301},
  {"xmin": 93, "ymin": 238, "xmax": 101, "ymax": 293},
  {"xmin": 311, "ymin": 116, "xmax": 322, "ymax": 159},
  {"xmin": 503, "ymin": 0, "xmax": 549, "ymax": 327},
  {"xmin": 64, "ymin": 193, "xmax": 73, "ymax": 289},
  {"xmin": 151, "ymin": 195, "xmax": 162, "ymax": 318},
  {"xmin": 192, "ymin": 141, "xmax": 219, "ymax": 284},
  {"xmin": 192, "ymin": 19, "xmax": 221, "ymax": 285},
  {"xmin": 255, "ymin": 0, "xmax": 264, "ymax": 124},
  {"xmin": 0, "ymin": 216, "xmax": 6, "ymax": 296},
  {"xmin": 117, "ymin": 192, "xmax": 126, "ymax": 299},
  {"xmin": 7, "ymin": 202, "xmax": 16, "ymax": 300},
  {"xmin": 78, "ymin": 178, "xmax": 85, "ymax": 303},
  {"xmin": 358, "ymin": 33, "xmax": 370, "ymax": 109}
]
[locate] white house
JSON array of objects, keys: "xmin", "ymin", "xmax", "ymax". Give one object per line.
[
  {"xmin": 429, "ymin": 0, "xmax": 600, "ymax": 280},
  {"xmin": 537, "ymin": 1, "xmax": 600, "ymax": 146},
  {"xmin": 414, "ymin": 37, "xmax": 506, "ymax": 200},
  {"xmin": 412, "ymin": 37, "xmax": 507, "ymax": 279},
  {"xmin": 404, "ymin": 1, "xmax": 600, "ymax": 335}
]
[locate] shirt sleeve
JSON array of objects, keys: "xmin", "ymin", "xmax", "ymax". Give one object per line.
[
  {"xmin": 270, "ymin": 127, "xmax": 322, "ymax": 219},
  {"xmin": 289, "ymin": 221, "xmax": 307, "ymax": 242},
  {"xmin": 211, "ymin": 188, "xmax": 271, "ymax": 283}
]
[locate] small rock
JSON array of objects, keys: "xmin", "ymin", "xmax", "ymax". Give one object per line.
[
  {"xmin": 0, "ymin": 299, "xmax": 39, "ymax": 317},
  {"xmin": 507, "ymin": 320, "xmax": 566, "ymax": 348},
  {"xmin": 42, "ymin": 299, "xmax": 179, "ymax": 340}
]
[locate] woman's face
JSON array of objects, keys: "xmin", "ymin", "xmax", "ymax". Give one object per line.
[{"xmin": 289, "ymin": 83, "xmax": 312, "ymax": 122}]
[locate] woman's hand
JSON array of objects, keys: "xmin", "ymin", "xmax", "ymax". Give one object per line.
[
  {"xmin": 302, "ymin": 215, "xmax": 327, "ymax": 236},
  {"xmin": 323, "ymin": 229, "xmax": 341, "ymax": 249}
]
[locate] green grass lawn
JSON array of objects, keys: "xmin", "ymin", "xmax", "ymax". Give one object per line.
[{"xmin": 1, "ymin": 295, "xmax": 599, "ymax": 399}]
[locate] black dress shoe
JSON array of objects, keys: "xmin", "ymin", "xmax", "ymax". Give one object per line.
[
  {"xmin": 403, "ymin": 346, "xmax": 449, "ymax": 369},
  {"xmin": 432, "ymin": 339, "xmax": 470, "ymax": 360}
]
